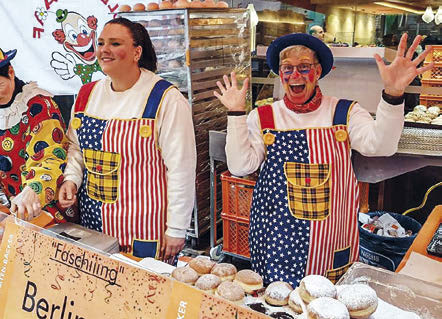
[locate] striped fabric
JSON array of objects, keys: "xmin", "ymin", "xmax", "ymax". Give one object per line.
[
  {"xmin": 305, "ymin": 125, "xmax": 359, "ymax": 277},
  {"xmin": 101, "ymin": 118, "xmax": 167, "ymax": 249}
]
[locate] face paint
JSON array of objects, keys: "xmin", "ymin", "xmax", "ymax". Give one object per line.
[{"xmin": 280, "ymin": 51, "xmax": 320, "ymax": 104}]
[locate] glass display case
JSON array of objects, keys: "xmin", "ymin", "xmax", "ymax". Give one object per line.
[{"xmin": 119, "ymin": 8, "xmax": 251, "ymax": 242}]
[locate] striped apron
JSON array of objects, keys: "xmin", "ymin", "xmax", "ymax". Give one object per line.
[
  {"xmin": 250, "ymin": 100, "xmax": 360, "ymax": 287},
  {"xmin": 71, "ymin": 79, "xmax": 173, "ymax": 258}
]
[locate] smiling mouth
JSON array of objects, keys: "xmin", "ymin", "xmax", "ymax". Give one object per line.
[
  {"xmin": 76, "ymin": 41, "xmax": 95, "ymax": 60},
  {"xmin": 290, "ymin": 84, "xmax": 305, "ymax": 94}
]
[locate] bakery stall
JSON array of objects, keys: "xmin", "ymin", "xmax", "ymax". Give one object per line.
[
  {"xmin": 1, "ymin": 211, "xmax": 440, "ymax": 319},
  {"xmin": 118, "ymin": 6, "xmax": 252, "ymax": 246}
]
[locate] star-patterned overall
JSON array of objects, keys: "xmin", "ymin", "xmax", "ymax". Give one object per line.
[
  {"xmin": 71, "ymin": 79, "xmax": 173, "ymax": 258},
  {"xmin": 250, "ymin": 100, "xmax": 360, "ymax": 287}
]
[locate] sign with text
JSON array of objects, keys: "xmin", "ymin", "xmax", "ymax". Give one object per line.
[{"xmin": 0, "ymin": 220, "xmax": 266, "ymax": 318}]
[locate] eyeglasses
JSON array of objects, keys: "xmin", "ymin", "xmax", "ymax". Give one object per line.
[{"xmin": 279, "ymin": 63, "xmax": 318, "ymax": 75}]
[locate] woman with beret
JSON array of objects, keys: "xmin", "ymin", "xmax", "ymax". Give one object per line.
[{"xmin": 215, "ymin": 33, "xmax": 433, "ymax": 286}]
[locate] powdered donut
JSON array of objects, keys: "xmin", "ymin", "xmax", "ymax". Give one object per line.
[
  {"xmin": 172, "ymin": 266, "xmax": 198, "ymax": 285},
  {"xmin": 264, "ymin": 281, "xmax": 293, "ymax": 306},
  {"xmin": 337, "ymin": 284, "xmax": 378, "ymax": 319},
  {"xmin": 233, "ymin": 269, "xmax": 263, "ymax": 294},
  {"xmin": 307, "ymin": 297, "xmax": 349, "ymax": 319},
  {"xmin": 299, "ymin": 275, "xmax": 336, "ymax": 304},
  {"xmin": 215, "ymin": 281, "xmax": 245, "ymax": 304},
  {"xmin": 188, "ymin": 256, "xmax": 215, "ymax": 276},
  {"xmin": 195, "ymin": 274, "xmax": 221, "ymax": 294},
  {"xmin": 210, "ymin": 263, "xmax": 237, "ymax": 281},
  {"xmin": 288, "ymin": 287, "xmax": 306, "ymax": 314}
]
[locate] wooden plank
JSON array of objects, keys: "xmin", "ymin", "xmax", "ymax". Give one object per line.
[
  {"xmin": 191, "ymin": 79, "xmax": 219, "ymax": 91},
  {"xmin": 190, "ymin": 37, "xmax": 248, "ymax": 48},
  {"xmin": 190, "ymin": 56, "xmax": 237, "ymax": 69},
  {"xmin": 189, "ymin": 28, "xmax": 247, "ymax": 37},
  {"xmin": 193, "ymin": 90, "xmax": 218, "ymax": 102},
  {"xmin": 190, "ymin": 46, "xmax": 248, "ymax": 59},
  {"xmin": 189, "ymin": 18, "xmax": 237, "ymax": 26},
  {"xmin": 191, "ymin": 67, "xmax": 232, "ymax": 81}
]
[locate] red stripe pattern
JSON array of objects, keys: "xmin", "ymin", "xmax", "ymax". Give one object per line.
[{"xmin": 101, "ymin": 119, "xmax": 167, "ymax": 249}]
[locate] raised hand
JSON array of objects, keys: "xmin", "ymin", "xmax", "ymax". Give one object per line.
[
  {"xmin": 213, "ymin": 71, "xmax": 249, "ymax": 111},
  {"xmin": 374, "ymin": 33, "xmax": 434, "ymax": 97}
]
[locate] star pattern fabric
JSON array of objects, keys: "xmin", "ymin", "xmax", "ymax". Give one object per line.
[
  {"xmin": 76, "ymin": 114, "xmax": 107, "ymax": 230},
  {"xmin": 250, "ymin": 129, "xmax": 311, "ymax": 287}
]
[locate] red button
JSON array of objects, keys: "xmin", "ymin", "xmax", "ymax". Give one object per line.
[{"xmin": 96, "ymin": 165, "xmax": 102, "ymax": 172}]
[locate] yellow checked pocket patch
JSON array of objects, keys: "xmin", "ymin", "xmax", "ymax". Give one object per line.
[
  {"xmin": 83, "ymin": 149, "xmax": 121, "ymax": 203},
  {"xmin": 284, "ymin": 162, "xmax": 331, "ymax": 220}
]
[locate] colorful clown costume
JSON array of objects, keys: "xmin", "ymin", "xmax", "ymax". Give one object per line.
[
  {"xmin": 64, "ymin": 69, "xmax": 196, "ymax": 258},
  {"xmin": 0, "ymin": 81, "xmax": 68, "ymax": 221}
]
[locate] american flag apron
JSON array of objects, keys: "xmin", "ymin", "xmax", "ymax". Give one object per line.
[
  {"xmin": 250, "ymin": 99, "xmax": 360, "ymax": 287},
  {"xmin": 71, "ymin": 79, "xmax": 173, "ymax": 258}
]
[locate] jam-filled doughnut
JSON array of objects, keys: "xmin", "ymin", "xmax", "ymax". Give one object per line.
[
  {"xmin": 171, "ymin": 267, "xmax": 198, "ymax": 285},
  {"xmin": 336, "ymin": 284, "xmax": 378, "ymax": 319},
  {"xmin": 210, "ymin": 263, "xmax": 237, "ymax": 281},
  {"xmin": 188, "ymin": 256, "xmax": 215, "ymax": 276},
  {"xmin": 264, "ymin": 281, "xmax": 293, "ymax": 306},
  {"xmin": 233, "ymin": 269, "xmax": 263, "ymax": 294},
  {"xmin": 299, "ymin": 275, "xmax": 336, "ymax": 304},
  {"xmin": 307, "ymin": 297, "xmax": 349, "ymax": 319}
]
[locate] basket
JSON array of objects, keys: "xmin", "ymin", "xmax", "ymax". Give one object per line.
[{"xmin": 220, "ymin": 171, "xmax": 256, "ymax": 258}]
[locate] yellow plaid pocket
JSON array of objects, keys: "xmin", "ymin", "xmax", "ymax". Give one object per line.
[
  {"xmin": 83, "ymin": 149, "xmax": 121, "ymax": 203},
  {"xmin": 284, "ymin": 162, "xmax": 331, "ymax": 220}
]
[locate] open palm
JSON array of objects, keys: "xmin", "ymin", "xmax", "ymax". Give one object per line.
[
  {"xmin": 213, "ymin": 71, "xmax": 250, "ymax": 111},
  {"xmin": 375, "ymin": 33, "xmax": 434, "ymax": 96}
]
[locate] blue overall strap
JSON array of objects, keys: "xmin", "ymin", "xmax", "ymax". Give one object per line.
[
  {"xmin": 142, "ymin": 79, "xmax": 174, "ymax": 119},
  {"xmin": 333, "ymin": 99, "xmax": 356, "ymax": 125}
]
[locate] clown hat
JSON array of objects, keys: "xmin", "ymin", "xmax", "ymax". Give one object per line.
[
  {"xmin": 0, "ymin": 48, "xmax": 17, "ymax": 69},
  {"xmin": 266, "ymin": 33, "xmax": 333, "ymax": 79}
]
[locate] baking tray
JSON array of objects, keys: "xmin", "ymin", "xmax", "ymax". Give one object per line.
[
  {"xmin": 404, "ymin": 121, "xmax": 442, "ymax": 130},
  {"xmin": 337, "ymin": 262, "xmax": 442, "ymax": 319}
]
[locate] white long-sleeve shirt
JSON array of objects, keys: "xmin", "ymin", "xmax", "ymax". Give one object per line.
[
  {"xmin": 226, "ymin": 95, "xmax": 404, "ymax": 176},
  {"xmin": 64, "ymin": 69, "xmax": 196, "ymax": 238}
]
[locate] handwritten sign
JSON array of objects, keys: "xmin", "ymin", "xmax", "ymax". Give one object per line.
[{"xmin": 0, "ymin": 220, "xmax": 267, "ymax": 318}]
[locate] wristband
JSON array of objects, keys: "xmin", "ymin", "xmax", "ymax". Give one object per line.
[
  {"xmin": 227, "ymin": 111, "xmax": 246, "ymax": 116},
  {"xmin": 382, "ymin": 90, "xmax": 404, "ymax": 105}
]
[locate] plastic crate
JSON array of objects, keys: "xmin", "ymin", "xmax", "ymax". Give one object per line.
[
  {"xmin": 221, "ymin": 171, "xmax": 256, "ymax": 219},
  {"xmin": 220, "ymin": 171, "xmax": 256, "ymax": 258}
]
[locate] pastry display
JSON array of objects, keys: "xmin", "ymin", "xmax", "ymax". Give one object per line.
[
  {"xmin": 171, "ymin": 266, "xmax": 199, "ymax": 284},
  {"xmin": 233, "ymin": 269, "xmax": 263, "ymax": 294},
  {"xmin": 148, "ymin": 19, "xmax": 163, "ymax": 27},
  {"xmin": 307, "ymin": 297, "xmax": 350, "ymax": 319},
  {"xmin": 264, "ymin": 281, "xmax": 293, "ymax": 306},
  {"xmin": 195, "ymin": 274, "xmax": 221, "ymax": 294},
  {"xmin": 336, "ymin": 284, "xmax": 378, "ymax": 319},
  {"xmin": 215, "ymin": 281, "xmax": 245, "ymax": 304},
  {"xmin": 210, "ymin": 263, "xmax": 237, "ymax": 281},
  {"xmin": 299, "ymin": 275, "xmax": 336, "ymax": 304}
]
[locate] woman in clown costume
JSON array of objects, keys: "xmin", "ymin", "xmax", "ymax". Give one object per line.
[
  {"xmin": 214, "ymin": 33, "xmax": 433, "ymax": 286},
  {"xmin": 0, "ymin": 47, "xmax": 68, "ymax": 222},
  {"xmin": 59, "ymin": 18, "xmax": 196, "ymax": 264}
]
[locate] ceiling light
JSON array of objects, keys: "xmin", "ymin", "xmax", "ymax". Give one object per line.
[
  {"xmin": 374, "ymin": 2, "xmax": 423, "ymax": 15},
  {"xmin": 435, "ymin": 6, "xmax": 442, "ymax": 25},
  {"xmin": 422, "ymin": 6, "xmax": 435, "ymax": 23}
]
